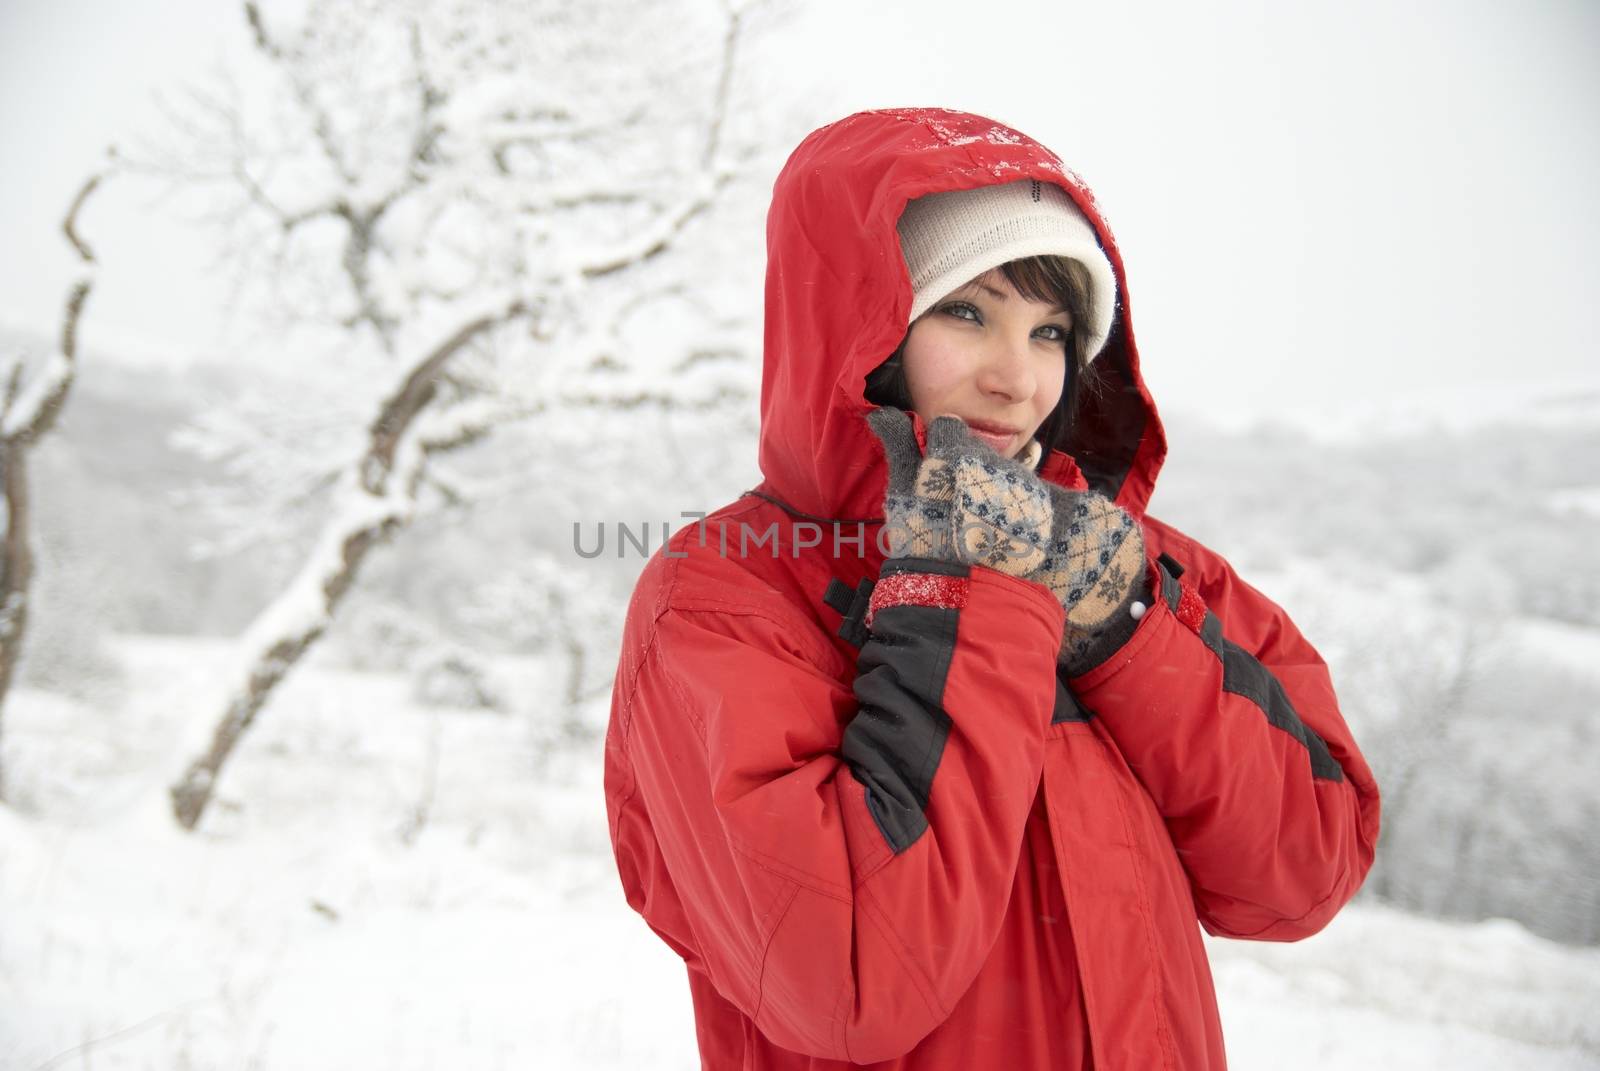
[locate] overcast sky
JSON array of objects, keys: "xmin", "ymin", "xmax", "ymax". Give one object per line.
[{"xmin": 2, "ymin": 0, "xmax": 1597, "ymax": 428}]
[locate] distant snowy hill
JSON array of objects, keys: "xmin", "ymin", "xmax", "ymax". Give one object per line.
[{"xmin": 1162, "ymin": 375, "xmax": 1600, "ymax": 443}]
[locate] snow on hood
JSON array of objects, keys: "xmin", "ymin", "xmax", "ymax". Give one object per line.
[{"xmin": 753, "ymin": 107, "xmax": 1167, "ymax": 522}]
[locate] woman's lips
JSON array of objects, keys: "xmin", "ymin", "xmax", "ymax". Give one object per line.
[{"xmin": 961, "ymin": 421, "xmax": 1020, "ymax": 455}]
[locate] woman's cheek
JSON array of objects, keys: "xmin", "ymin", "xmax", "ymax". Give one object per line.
[{"xmin": 904, "ymin": 338, "xmax": 968, "ymax": 416}]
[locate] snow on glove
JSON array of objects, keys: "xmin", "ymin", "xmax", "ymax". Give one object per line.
[{"xmin": 866, "ymin": 408, "xmax": 1053, "ymax": 577}]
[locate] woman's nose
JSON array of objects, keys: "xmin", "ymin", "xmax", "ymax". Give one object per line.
[{"xmin": 975, "ymin": 332, "xmax": 1037, "ymax": 402}]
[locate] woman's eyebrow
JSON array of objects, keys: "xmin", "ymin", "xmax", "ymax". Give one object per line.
[{"xmin": 968, "ymin": 281, "xmax": 1069, "ymax": 315}]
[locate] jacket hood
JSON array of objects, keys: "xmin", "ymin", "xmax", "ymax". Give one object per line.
[{"xmin": 754, "ymin": 107, "xmax": 1167, "ymax": 522}]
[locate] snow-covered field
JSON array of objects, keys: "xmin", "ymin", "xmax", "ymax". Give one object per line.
[{"xmin": 2, "ymin": 635, "xmax": 1598, "ymax": 1070}]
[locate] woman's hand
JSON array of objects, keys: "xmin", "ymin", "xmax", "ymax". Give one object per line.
[
  {"xmin": 867, "ymin": 408, "xmax": 1147, "ymax": 668},
  {"xmin": 1038, "ymin": 481, "xmax": 1145, "ymax": 636},
  {"xmin": 866, "ymin": 408, "xmax": 1053, "ymax": 575}
]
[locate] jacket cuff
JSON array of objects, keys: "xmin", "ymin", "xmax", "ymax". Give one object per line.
[{"xmin": 866, "ymin": 558, "xmax": 970, "ymax": 627}]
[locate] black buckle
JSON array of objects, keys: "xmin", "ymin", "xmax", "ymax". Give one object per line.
[{"xmin": 823, "ymin": 577, "xmax": 875, "ymax": 648}]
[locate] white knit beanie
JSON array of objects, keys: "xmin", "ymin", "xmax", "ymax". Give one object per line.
[{"xmin": 897, "ymin": 178, "xmax": 1117, "ymax": 361}]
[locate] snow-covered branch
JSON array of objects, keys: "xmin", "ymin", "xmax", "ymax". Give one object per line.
[{"xmin": 363, "ymin": 297, "xmax": 527, "ymax": 491}]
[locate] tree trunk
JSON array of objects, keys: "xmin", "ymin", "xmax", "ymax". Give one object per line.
[
  {"xmin": 169, "ymin": 516, "xmax": 396, "ymax": 828},
  {"xmin": 0, "ymin": 171, "xmax": 99, "ymax": 800},
  {"xmin": 0, "ymin": 442, "xmax": 30, "ymax": 802},
  {"xmin": 168, "ymin": 306, "xmax": 517, "ymax": 830}
]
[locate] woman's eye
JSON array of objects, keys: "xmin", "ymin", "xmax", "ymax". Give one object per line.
[
  {"xmin": 1033, "ymin": 324, "xmax": 1070, "ymax": 343},
  {"xmin": 939, "ymin": 301, "xmax": 981, "ymax": 323}
]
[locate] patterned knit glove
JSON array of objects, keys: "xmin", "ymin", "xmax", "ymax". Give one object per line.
[
  {"xmin": 867, "ymin": 408, "xmax": 1147, "ymax": 670},
  {"xmin": 866, "ymin": 409, "xmax": 1053, "ymax": 577}
]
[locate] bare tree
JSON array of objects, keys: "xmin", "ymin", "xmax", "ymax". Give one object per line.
[
  {"xmin": 1358, "ymin": 620, "xmax": 1480, "ymax": 902},
  {"xmin": 102, "ymin": 0, "xmax": 768, "ymax": 829},
  {"xmin": 0, "ymin": 169, "xmax": 110, "ymax": 802}
]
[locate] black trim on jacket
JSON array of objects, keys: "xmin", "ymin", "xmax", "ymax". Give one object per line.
[{"xmin": 1158, "ymin": 559, "xmax": 1344, "ymax": 782}]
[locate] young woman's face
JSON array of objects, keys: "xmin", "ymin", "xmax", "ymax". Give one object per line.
[{"xmin": 901, "ymin": 268, "xmax": 1072, "ymax": 459}]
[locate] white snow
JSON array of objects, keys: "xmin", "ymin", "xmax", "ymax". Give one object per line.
[
  {"xmin": 2, "ymin": 634, "xmax": 1596, "ymax": 1070},
  {"xmin": 1545, "ymin": 486, "xmax": 1600, "ymax": 521}
]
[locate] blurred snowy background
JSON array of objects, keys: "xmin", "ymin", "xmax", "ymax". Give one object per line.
[{"xmin": 2, "ymin": 0, "xmax": 1598, "ymax": 1068}]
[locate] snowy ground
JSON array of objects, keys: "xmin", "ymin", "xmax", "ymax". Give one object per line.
[{"xmin": 2, "ymin": 635, "xmax": 1598, "ymax": 1070}]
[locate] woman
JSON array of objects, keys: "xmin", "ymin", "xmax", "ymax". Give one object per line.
[{"xmin": 604, "ymin": 107, "xmax": 1380, "ymax": 1069}]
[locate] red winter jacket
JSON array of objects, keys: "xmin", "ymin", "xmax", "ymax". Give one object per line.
[{"xmin": 604, "ymin": 108, "xmax": 1380, "ymax": 1069}]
